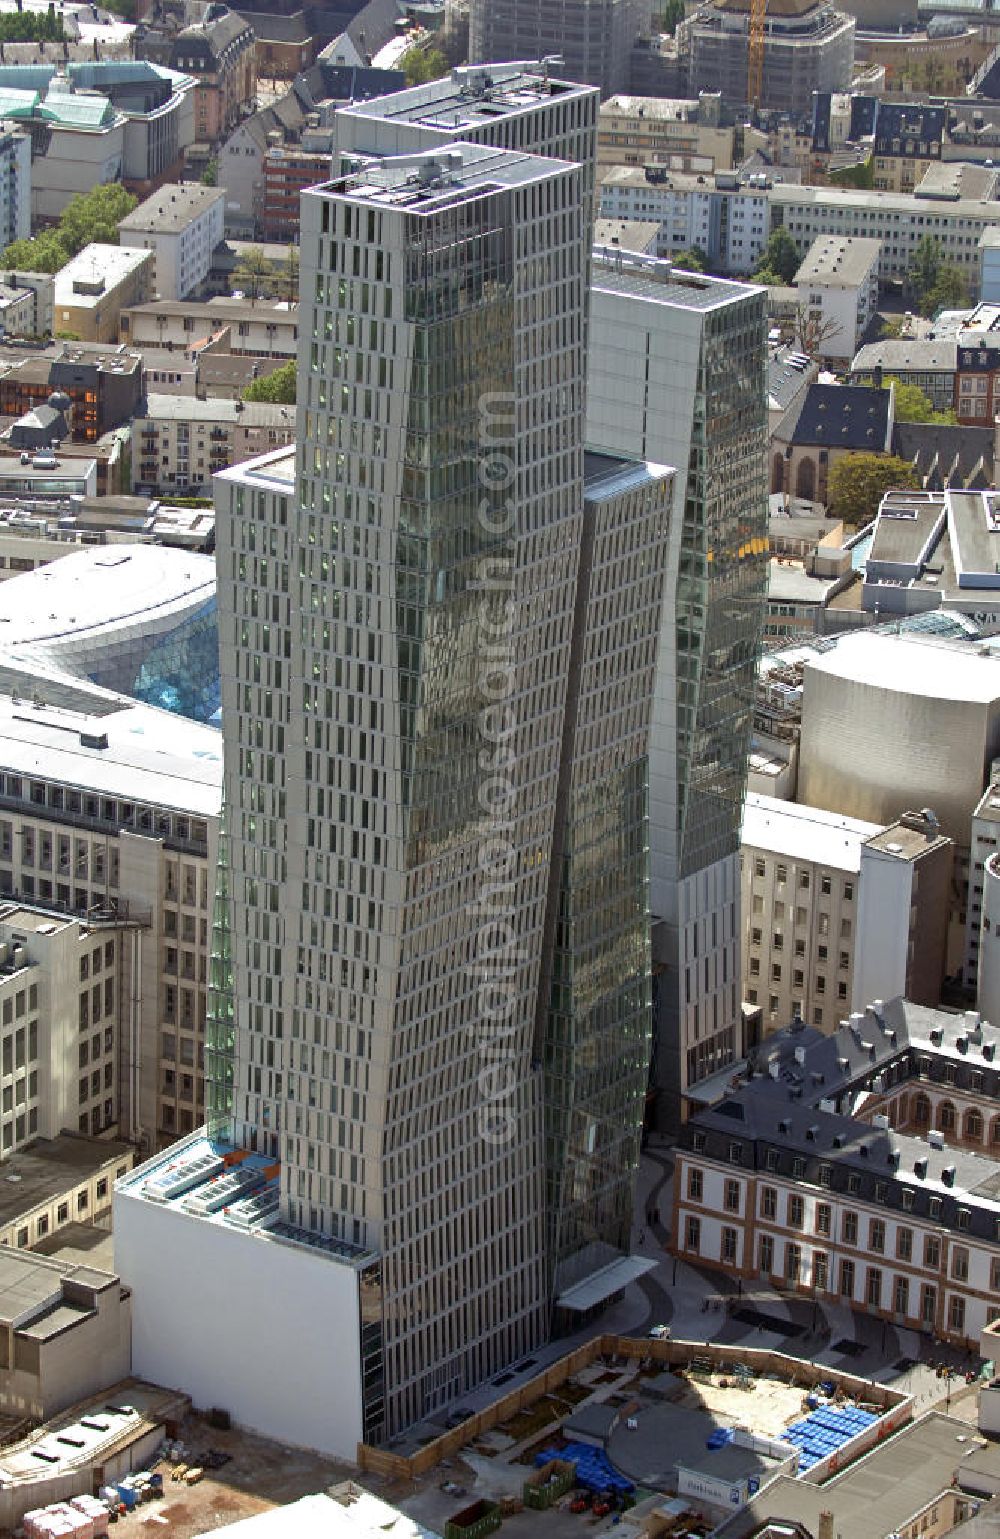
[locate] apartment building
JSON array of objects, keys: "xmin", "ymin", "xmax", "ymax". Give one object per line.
[
  {"xmin": 597, "ymin": 94, "xmax": 737, "ymax": 172},
  {"xmin": 0, "ymin": 906, "xmax": 128, "ymax": 1157},
  {"xmin": 260, "ymin": 146, "xmax": 331, "ymax": 242},
  {"xmin": 0, "ymin": 1132, "xmax": 133, "ymax": 1252},
  {"xmin": 118, "ymin": 184, "xmax": 226, "ymax": 302},
  {"xmin": 53, "ymin": 246, "xmax": 153, "ymax": 346},
  {"xmin": 0, "ymin": 346, "xmax": 143, "ymax": 444},
  {"xmin": 120, "ymin": 298, "xmax": 297, "ymax": 358},
  {"xmin": 599, "ymin": 166, "xmax": 771, "ymax": 272},
  {"xmin": 673, "ymin": 1000, "xmax": 1000, "ymax": 1348},
  {"xmin": 132, "ymin": 394, "xmax": 296, "ymax": 496},
  {"xmin": 793, "ymin": 234, "xmax": 880, "ymax": 365},
  {"xmin": 0, "ymin": 124, "xmax": 30, "ymax": 250},
  {"xmin": 169, "ymin": 11, "xmax": 256, "ymax": 144},
  {"xmin": 771, "ymin": 181, "xmax": 995, "ymax": 293},
  {"xmin": 742, "ymin": 796, "xmax": 953, "ymax": 1034}
]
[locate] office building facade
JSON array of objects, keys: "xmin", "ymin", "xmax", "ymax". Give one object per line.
[
  {"xmin": 118, "ymin": 113, "xmax": 676, "ymax": 1450},
  {"xmin": 586, "ymin": 250, "xmax": 768, "ymax": 1126},
  {"xmin": 467, "ymin": 0, "xmax": 650, "ymax": 98}
]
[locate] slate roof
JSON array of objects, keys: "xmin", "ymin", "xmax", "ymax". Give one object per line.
[
  {"xmin": 790, "ymin": 382, "xmax": 892, "ymax": 451},
  {"xmin": 893, "ymin": 420, "xmax": 994, "ymax": 492}
]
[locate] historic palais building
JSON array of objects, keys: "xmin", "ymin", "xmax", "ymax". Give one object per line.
[{"xmin": 673, "ymin": 998, "xmax": 1000, "ymax": 1346}]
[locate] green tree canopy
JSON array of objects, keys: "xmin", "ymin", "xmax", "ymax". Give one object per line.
[
  {"xmin": 0, "ymin": 10, "xmax": 64, "ymax": 41},
  {"xmin": 753, "ymin": 226, "xmax": 800, "ymax": 285},
  {"xmin": 1, "ymin": 183, "xmax": 138, "ymax": 275},
  {"xmin": 906, "ymin": 235, "xmax": 968, "ymax": 317},
  {"xmin": 59, "ymin": 183, "xmax": 138, "ymax": 252},
  {"xmin": 827, "ymin": 452, "xmax": 919, "ymax": 526},
  {"xmin": 671, "ymin": 245, "xmax": 708, "ymax": 272},
  {"xmin": 658, "ymin": 0, "xmax": 685, "ymax": 32},
  {"xmin": 242, "ymin": 359, "xmax": 296, "ymax": 404},
  {"xmin": 232, "ymin": 245, "xmax": 274, "ymax": 305},
  {"xmin": 401, "ymin": 45, "xmax": 449, "ymax": 86},
  {"xmin": 881, "ymin": 376, "xmax": 956, "ymax": 424}
]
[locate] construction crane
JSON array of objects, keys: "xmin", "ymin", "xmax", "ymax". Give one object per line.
[{"xmin": 747, "ymin": 0, "xmax": 766, "ymax": 109}]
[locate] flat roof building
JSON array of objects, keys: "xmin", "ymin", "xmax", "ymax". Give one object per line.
[
  {"xmin": 118, "ymin": 183, "xmax": 225, "ymax": 301},
  {"xmin": 0, "ymin": 1247, "xmax": 131, "ymax": 1423},
  {"xmin": 52, "ymin": 244, "xmax": 152, "ymax": 344}
]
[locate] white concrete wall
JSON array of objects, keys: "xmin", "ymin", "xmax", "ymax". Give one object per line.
[
  {"xmin": 979, "ymin": 854, "xmax": 1000, "ymax": 1027},
  {"xmin": 114, "ymin": 1186, "xmax": 365, "ymax": 1459},
  {"xmin": 852, "ymin": 845, "xmax": 913, "ymax": 1012}
]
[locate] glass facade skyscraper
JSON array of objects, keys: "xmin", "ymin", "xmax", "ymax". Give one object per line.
[
  {"xmin": 205, "ymin": 144, "xmax": 673, "ymax": 1439},
  {"xmin": 586, "ymin": 252, "xmax": 768, "ymax": 1127}
]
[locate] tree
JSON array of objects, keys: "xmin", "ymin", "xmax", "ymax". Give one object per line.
[
  {"xmin": 906, "ymin": 235, "xmax": 968, "ymax": 317},
  {"xmin": 924, "ymin": 265, "xmax": 968, "ymax": 316},
  {"xmin": 232, "ymin": 246, "xmax": 273, "ymax": 306},
  {"xmin": 657, "ymin": 0, "xmax": 685, "ymax": 32},
  {"xmin": 754, "ymin": 226, "xmax": 800, "ymax": 285},
  {"xmin": 855, "ymin": 374, "xmax": 957, "ymax": 423},
  {"xmin": 401, "ymin": 45, "xmax": 448, "ymax": 86},
  {"xmin": 242, "ymin": 359, "xmax": 296, "ymax": 404},
  {"xmin": 201, "ymin": 159, "xmax": 218, "ymax": 187},
  {"xmin": 58, "ymin": 182, "xmax": 137, "ymax": 253},
  {"xmin": 0, "ymin": 10, "xmax": 64, "ymax": 39},
  {"xmin": 1, "ymin": 229, "xmax": 70, "ymax": 273},
  {"xmin": 671, "ymin": 245, "xmax": 708, "ymax": 272},
  {"xmin": 827, "ymin": 452, "xmax": 919, "ymax": 526},
  {"xmin": 887, "ymin": 376, "xmax": 956, "ymax": 424},
  {"xmin": 794, "ymin": 302, "xmax": 843, "ymax": 360}
]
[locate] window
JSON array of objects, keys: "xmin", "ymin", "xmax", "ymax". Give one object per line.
[
  {"xmin": 991, "ymin": 1256, "xmax": 1000, "ymax": 1293},
  {"xmin": 759, "ymin": 1233, "xmax": 774, "ymax": 1273},
  {"xmin": 722, "ymin": 1227, "xmax": 738, "ymax": 1264},
  {"xmin": 866, "ymin": 1267, "xmax": 882, "ymax": 1307},
  {"xmin": 893, "ymin": 1276, "xmax": 910, "ymax": 1316},
  {"xmin": 840, "ymin": 1258, "xmax": 855, "ymax": 1298},
  {"xmin": 814, "ymin": 1252, "xmax": 829, "ymax": 1291},
  {"xmin": 843, "ymin": 1211, "xmax": 858, "ymax": 1244},
  {"xmin": 869, "ymin": 1219, "xmax": 885, "ymax": 1254},
  {"xmin": 685, "ymin": 1215, "xmax": 701, "ymax": 1252},
  {"xmin": 728, "ymin": 1141, "xmax": 742, "ymax": 1165},
  {"xmin": 952, "ymin": 1247, "xmax": 969, "ymax": 1282},
  {"xmin": 949, "ymin": 1295, "xmax": 966, "ymax": 1334},
  {"xmin": 847, "ymin": 1173, "xmax": 861, "ymax": 1194},
  {"xmin": 965, "ymin": 1108, "xmax": 984, "ymax": 1142},
  {"xmin": 788, "ymin": 1194, "xmax": 805, "ymax": 1229},
  {"xmin": 57, "ymin": 1202, "xmax": 68, "ymax": 1223},
  {"xmin": 786, "ymin": 1242, "xmax": 801, "ymax": 1283},
  {"xmin": 724, "ymin": 1178, "xmax": 741, "ymax": 1213},
  {"xmin": 924, "ymin": 1236, "xmax": 941, "ymax": 1268},
  {"xmin": 897, "ymin": 1227, "xmax": 913, "ymax": 1262},
  {"xmin": 688, "ymin": 1166, "xmax": 703, "ymax": 1201},
  {"xmin": 816, "ymin": 1202, "xmax": 831, "ymax": 1236}
]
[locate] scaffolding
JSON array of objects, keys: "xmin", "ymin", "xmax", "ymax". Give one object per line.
[{"xmin": 747, "ymin": 0, "xmax": 766, "ymax": 106}]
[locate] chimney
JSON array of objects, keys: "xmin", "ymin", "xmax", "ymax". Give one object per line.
[
  {"xmin": 872, "ymin": 364, "xmax": 882, "ymax": 390},
  {"xmin": 818, "ymin": 1513, "xmax": 834, "ymax": 1539}
]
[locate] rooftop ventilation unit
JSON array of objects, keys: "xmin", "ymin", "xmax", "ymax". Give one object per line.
[{"xmin": 928, "ymin": 1129, "xmax": 945, "ymax": 1149}]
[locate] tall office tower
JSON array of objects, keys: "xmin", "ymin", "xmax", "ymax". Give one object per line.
[
  {"xmin": 331, "ymin": 64, "xmax": 598, "ymax": 181},
  {"xmin": 116, "ymin": 135, "xmax": 675, "ymax": 1454},
  {"xmin": 543, "ymin": 452, "xmax": 672, "ymax": 1298},
  {"xmin": 586, "ymin": 249, "xmax": 768, "ymax": 1130},
  {"xmin": 468, "ymin": 0, "xmax": 651, "ymax": 97}
]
